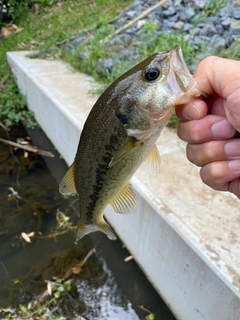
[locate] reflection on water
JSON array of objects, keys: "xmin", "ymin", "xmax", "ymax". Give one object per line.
[
  {"xmin": 0, "ymin": 124, "xmax": 175, "ymax": 319},
  {"xmin": 76, "ymin": 255, "xmax": 139, "ymax": 320}
]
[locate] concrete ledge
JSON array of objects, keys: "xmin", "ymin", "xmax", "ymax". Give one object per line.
[{"xmin": 7, "ymin": 51, "xmax": 240, "ymax": 320}]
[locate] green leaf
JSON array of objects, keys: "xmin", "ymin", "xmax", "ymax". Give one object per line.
[{"xmin": 54, "ymin": 291, "xmax": 61, "ymax": 298}]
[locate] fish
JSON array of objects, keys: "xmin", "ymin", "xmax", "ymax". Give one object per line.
[{"xmin": 59, "ymin": 45, "xmax": 201, "ymax": 241}]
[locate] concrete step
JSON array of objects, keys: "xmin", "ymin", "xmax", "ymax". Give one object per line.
[{"xmin": 7, "ymin": 51, "xmax": 240, "ymax": 320}]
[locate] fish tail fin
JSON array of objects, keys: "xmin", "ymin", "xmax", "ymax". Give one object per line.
[{"xmin": 76, "ymin": 219, "xmax": 117, "ymax": 241}]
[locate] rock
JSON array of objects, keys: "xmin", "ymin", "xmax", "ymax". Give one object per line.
[
  {"xmin": 193, "ymin": 0, "xmax": 206, "ymax": 9},
  {"xmin": 126, "ymin": 10, "xmax": 137, "ymax": 19},
  {"xmin": 64, "ymin": 0, "xmax": 240, "ymax": 64},
  {"xmin": 154, "ymin": 5, "xmax": 163, "ymax": 15},
  {"xmin": 125, "ymin": 27, "xmax": 137, "ymax": 35},
  {"xmin": 163, "ymin": 6, "xmax": 176, "ymax": 17},
  {"xmin": 146, "ymin": 0, "xmax": 158, "ymax": 4},
  {"xmin": 173, "ymin": 21, "xmax": 184, "ymax": 29},
  {"xmin": 193, "ymin": 36, "xmax": 202, "ymax": 45},
  {"xmin": 110, "ymin": 33, "xmax": 133, "ymax": 46},
  {"xmin": 221, "ymin": 17, "xmax": 231, "ymax": 29},
  {"xmin": 193, "ymin": 27, "xmax": 201, "ymax": 35},
  {"xmin": 118, "ymin": 48, "xmax": 136, "ymax": 60},
  {"xmin": 136, "ymin": 19, "xmax": 147, "ymax": 29},
  {"xmin": 70, "ymin": 34, "xmax": 87, "ymax": 47},
  {"xmin": 112, "ymin": 1, "xmax": 142, "ymax": 22},
  {"xmin": 98, "ymin": 58, "xmax": 114, "ymax": 74},
  {"xmin": 205, "ymin": 16, "xmax": 218, "ymax": 24},
  {"xmin": 199, "ymin": 23, "xmax": 217, "ymax": 37},
  {"xmin": 234, "ymin": 8, "xmax": 240, "ymax": 19},
  {"xmin": 162, "ymin": 0, "xmax": 173, "ymax": 9},
  {"xmin": 231, "ymin": 19, "xmax": 240, "ymax": 34},
  {"xmin": 183, "ymin": 23, "xmax": 193, "ymax": 31},
  {"xmin": 195, "ymin": 47, "xmax": 216, "ymax": 61},
  {"xmin": 209, "ymin": 34, "xmax": 226, "ymax": 49},
  {"xmin": 185, "ymin": 7, "xmax": 195, "ymax": 20},
  {"xmin": 173, "ymin": 0, "xmax": 182, "ymax": 6},
  {"xmin": 197, "ymin": 23, "xmax": 206, "ymax": 28},
  {"xmin": 162, "ymin": 19, "xmax": 175, "ymax": 29},
  {"xmin": 215, "ymin": 23, "xmax": 224, "ymax": 35},
  {"xmin": 168, "ymin": 13, "xmax": 179, "ymax": 22},
  {"xmin": 174, "ymin": 4, "xmax": 185, "ymax": 11},
  {"xmin": 218, "ymin": 5, "xmax": 235, "ymax": 18},
  {"xmin": 178, "ymin": 11, "xmax": 187, "ymax": 21},
  {"xmin": 184, "ymin": 34, "xmax": 191, "ymax": 42},
  {"xmin": 223, "ymin": 30, "xmax": 233, "ymax": 46}
]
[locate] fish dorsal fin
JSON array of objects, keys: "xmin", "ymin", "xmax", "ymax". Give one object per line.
[
  {"xmin": 145, "ymin": 144, "xmax": 161, "ymax": 176},
  {"xmin": 108, "ymin": 138, "xmax": 139, "ymax": 168},
  {"xmin": 59, "ymin": 163, "xmax": 78, "ymax": 195},
  {"xmin": 110, "ymin": 183, "xmax": 138, "ymax": 214}
]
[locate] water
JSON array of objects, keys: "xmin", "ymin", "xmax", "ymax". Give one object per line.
[{"xmin": 0, "ymin": 124, "xmax": 176, "ymax": 319}]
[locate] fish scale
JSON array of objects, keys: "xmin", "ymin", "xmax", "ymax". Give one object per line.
[{"xmin": 59, "ymin": 45, "xmax": 201, "ymax": 241}]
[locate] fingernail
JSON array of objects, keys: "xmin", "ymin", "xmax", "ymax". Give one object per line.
[
  {"xmin": 183, "ymin": 104, "xmax": 201, "ymax": 120},
  {"xmin": 228, "ymin": 160, "xmax": 240, "ymax": 171},
  {"xmin": 225, "ymin": 140, "xmax": 240, "ymax": 156},
  {"xmin": 211, "ymin": 120, "xmax": 235, "ymax": 139}
]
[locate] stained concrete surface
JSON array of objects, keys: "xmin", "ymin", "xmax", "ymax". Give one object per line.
[{"xmin": 7, "ymin": 51, "xmax": 240, "ymax": 320}]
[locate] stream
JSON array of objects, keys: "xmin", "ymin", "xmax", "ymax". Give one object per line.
[{"xmin": 0, "ymin": 124, "xmax": 176, "ymax": 319}]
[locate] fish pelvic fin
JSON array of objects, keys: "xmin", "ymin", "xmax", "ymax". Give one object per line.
[
  {"xmin": 76, "ymin": 219, "xmax": 117, "ymax": 241},
  {"xmin": 110, "ymin": 183, "xmax": 138, "ymax": 214},
  {"xmin": 59, "ymin": 163, "xmax": 78, "ymax": 195},
  {"xmin": 145, "ymin": 144, "xmax": 161, "ymax": 176}
]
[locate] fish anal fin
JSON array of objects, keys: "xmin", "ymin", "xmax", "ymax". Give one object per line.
[
  {"xmin": 145, "ymin": 144, "xmax": 161, "ymax": 176},
  {"xmin": 59, "ymin": 163, "xmax": 78, "ymax": 195},
  {"xmin": 76, "ymin": 219, "xmax": 117, "ymax": 240},
  {"xmin": 110, "ymin": 183, "xmax": 137, "ymax": 214},
  {"xmin": 108, "ymin": 138, "xmax": 140, "ymax": 168}
]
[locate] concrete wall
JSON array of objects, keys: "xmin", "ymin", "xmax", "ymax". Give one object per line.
[{"xmin": 7, "ymin": 51, "xmax": 240, "ymax": 320}]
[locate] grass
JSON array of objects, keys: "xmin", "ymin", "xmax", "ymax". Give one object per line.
[
  {"xmin": 0, "ymin": 0, "xmax": 132, "ymax": 127},
  {"xmin": 1, "ymin": 0, "xmax": 240, "ymax": 128}
]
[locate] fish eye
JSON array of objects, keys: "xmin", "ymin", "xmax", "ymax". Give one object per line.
[{"xmin": 144, "ymin": 67, "xmax": 161, "ymax": 82}]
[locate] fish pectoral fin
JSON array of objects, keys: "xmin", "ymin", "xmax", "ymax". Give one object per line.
[
  {"xmin": 110, "ymin": 183, "xmax": 138, "ymax": 214},
  {"xmin": 108, "ymin": 138, "xmax": 140, "ymax": 168},
  {"xmin": 76, "ymin": 219, "xmax": 117, "ymax": 241},
  {"xmin": 59, "ymin": 163, "xmax": 78, "ymax": 195},
  {"xmin": 145, "ymin": 144, "xmax": 161, "ymax": 176}
]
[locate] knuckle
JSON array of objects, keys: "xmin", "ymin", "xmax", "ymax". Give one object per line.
[
  {"xmin": 202, "ymin": 141, "xmax": 216, "ymax": 162},
  {"xmin": 187, "ymin": 141, "xmax": 216, "ymax": 167},
  {"xmin": 199, "ymin": 56, "xmax": 220, "ymax": 70},
  {"xmin": 186, "ymin": 144, "xmax": 199, "ymax": 165},
  {"xmin": 188, "ymin": 121, "xmax": 203, "ymax": 142},
  {"xmin": 200, "ymin": 162, "xmax": 225, "ymax": 189}
]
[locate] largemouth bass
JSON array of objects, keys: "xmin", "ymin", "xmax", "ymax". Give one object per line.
[{"xmin": 59, "ymin": 45, "xmax": 200, "ymax": 240}]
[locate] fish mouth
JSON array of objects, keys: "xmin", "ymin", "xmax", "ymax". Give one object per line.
[{"xmin": 167, "ymin": 46, "xmax": 200, "ymax": 100}]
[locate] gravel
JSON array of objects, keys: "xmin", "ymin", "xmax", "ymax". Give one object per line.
[{"xmin": 62, "ymin": 0, "xmax": 240, "ymax": 73}]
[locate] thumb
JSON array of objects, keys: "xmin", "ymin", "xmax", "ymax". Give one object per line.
[
  {"xmin": 194, "ymin": 56, "xmax": 240, "ymax": 98},
  {"xmin": 194, "ymin": 56, "xmax": 240, "ymax": 132}
]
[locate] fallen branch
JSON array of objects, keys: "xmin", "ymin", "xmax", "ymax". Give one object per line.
[
  {"xmin": 103, "ymin": 0, "xmax": 167, "ymax": 42},
  {"xmin": 0, "ymin": 121, "xmax": 9, "ymax": 132},
  {"xmin": 70, "ymin": 0, "xmax": 167, "ymax": 47},
  {"xmin": 0, "ymin": 137, "xmax": 54, "ymax": 157},
  {"xmin": 63, "ymin": 247, "xmax": 97, "ymax": 278}
]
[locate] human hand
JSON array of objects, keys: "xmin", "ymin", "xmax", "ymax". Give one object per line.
[{"xmin": 176, "ymin": 56, "xmax": 240, "ymax": 198}]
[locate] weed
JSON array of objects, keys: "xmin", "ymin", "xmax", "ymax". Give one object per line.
[
  {"xmin": 0, "ymin": 0, "xmax": 236, "ymax": 129},
  {"xmin": 204, "ymin": 0, "xmax": 228, "ymax": 17},
  {"xmin": 0, "ymin": 0, "xmax": 132, "ymax": 128},
  {"xmin": 0, "ymin": 277, "xmax": 73, "ymax": 319},
  {"xmin": 0, "ymin": 75, "xmax": 36, "ymax": 128}
]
